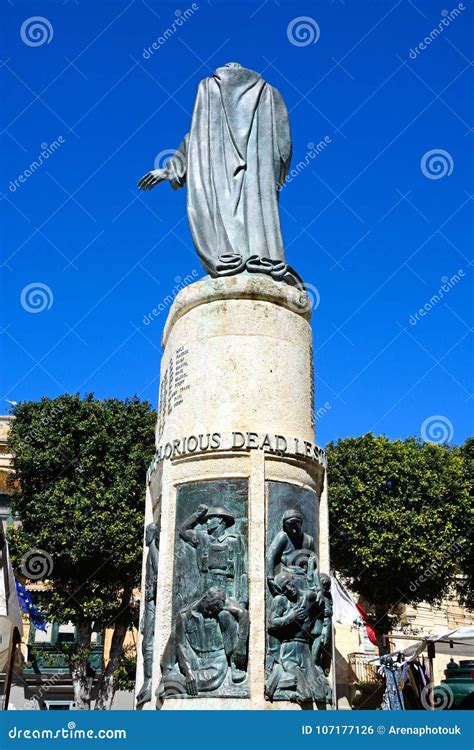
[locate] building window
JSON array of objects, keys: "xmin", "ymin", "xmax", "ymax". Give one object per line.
[
  {"xmin": 57, "ymin": 623, "xmax": 75, "ymax": 644},
  {"xmin": 44, "ymin": 701, "xmax": 74, "ymax": 710},
  {"xmin": 33, "ymin": 625, "xmax": 52, "ymax": 643}
]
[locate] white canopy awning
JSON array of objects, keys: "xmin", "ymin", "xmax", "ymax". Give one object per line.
[{"xmin": 400, "ymin": 627, "xmax": 474, "ymax": 660}]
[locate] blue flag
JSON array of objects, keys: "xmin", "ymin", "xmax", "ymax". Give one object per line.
[{"xmin": 15, "ymin": 579, "xmax": 47, "ymax": 632}]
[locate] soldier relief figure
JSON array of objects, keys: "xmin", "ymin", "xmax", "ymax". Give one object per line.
[
  {"xmin": 158, "ymin": 502, "xmax": 249, "ymax": 699},
  {"xmin": 136, "ymin": 523, "xmax": 159, "ymax": 706},
  {"xmin": 265, "ymin": 508, "xmax": 332, "ymax": 705},
  {"xmin": 178, "ymin": 503, "xmax": 247, "ymax": 603},
  {"xmin": 159, "ymin": 588, "xmax": 248, "ymax": 699}
]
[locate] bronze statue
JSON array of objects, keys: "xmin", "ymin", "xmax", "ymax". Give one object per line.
[
  {"xmin": 265, "ymin": 506, "xmax": 332, "ymax": 704},
  {"xmin": 312, "ymin": 573, "xmax": 333, "ymax": 676},
  {"xmin": 266, "ymin": 507, "xmax": 317, "ymax": 596},
  {"xmin": 136, "ymin": 523, "xmax": 159, "ymax": 705},
  {"xmin": 159, "ymin": 587, "xmax": 249, "ymax": 698},
  {"xmin": 179, "ymin": 503, "xmax": 247, "ymax": 605},
  {"xmin": 138, "ymin": 62, "xmax": 302, "ymax": 287},
  {"xmin": 265, "ymin": 571, "xmax": 328, "ymax": 703}
]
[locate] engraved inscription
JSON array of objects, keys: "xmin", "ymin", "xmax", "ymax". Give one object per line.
[
  {"xmin": 171, "ymin": 345, "xmax": 189, "ymax": 410},
  {"xmin": 156, "ymin": 346, "xmax": 190, "ymax": 441}
]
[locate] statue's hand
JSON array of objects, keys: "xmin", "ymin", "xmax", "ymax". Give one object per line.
[
  {"xmin": 185, "ymin": 671, "xmax": 198, "ymax": 696},
  {"xmin": 137, "ymin": 169, "xmax": 166, "ymax": 191},
  {"xmin": 267, "ymin": 577, "xmax": 279, "ymax": 596},
  {"xmin": 291, "ymin": 605, "xmax": 307, "ymax": 623}
]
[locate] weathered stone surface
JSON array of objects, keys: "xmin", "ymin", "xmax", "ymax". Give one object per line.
[
  {"xmin": 135, "ymin": 277, "xmax": 329, "ymax": 710},
  {"xmin": 156, "ymin": 275, "xmax": 315, "ymax": 448}
]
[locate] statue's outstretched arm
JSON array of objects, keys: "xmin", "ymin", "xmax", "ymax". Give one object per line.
[
  {"xmin": 137, "ymin": 134, "xmax": 189, "ymax": 192},
  {"xmin": 178, "ymin": 502, "xmax": 207, "ymax": 546}
]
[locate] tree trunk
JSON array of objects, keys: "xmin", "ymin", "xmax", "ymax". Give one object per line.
[
  {"xmin": 374, "ymin": 604, "xmax": 390, "ymax": 655},
  {"xmin": 94, "ymin": 621, "xmax": 128, "ymax": 710},
  {"xmin": 94, "ymin": 586, "xmax": 132, "ymax": 710},
  {"xmin": 71, "ymin": 622, "xmax": 92, "ymax": 710}
]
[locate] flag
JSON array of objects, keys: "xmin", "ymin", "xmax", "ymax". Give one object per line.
[
  {"xmin": 330, "ymin": 575, "xmax": 378, "ymax": 646},
  {"xmin": 355, "ymin": 602, "xmax": 378, "ymax": 646},
  {"xmin": 331, "ymin": 575, "xmax": 363, "ymax": 626},
  {"xmin": 15, "ymin": 580, "xmax": 47, "ymax": 632}
]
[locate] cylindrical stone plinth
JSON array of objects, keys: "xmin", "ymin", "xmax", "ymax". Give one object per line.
[
  {"xmin": 157, "ymin": 275, "xmax": 315, "ymax": 444},
  {"xmin": 135, "ymin": 275, "xmax": 329, "ymax": 710}
]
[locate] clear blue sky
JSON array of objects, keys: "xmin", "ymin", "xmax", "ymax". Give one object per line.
[{"xmin": 1, "ymin": 0, "xmax": 472, "ymax": 448}]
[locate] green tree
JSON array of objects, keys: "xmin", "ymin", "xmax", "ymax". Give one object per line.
[
  {"xmin": 457, "ymin": 437, "xmax": 474, "ymax": 609},
  {"xmin": 326, "ymin": 433, "xmax": 472, "ymax": 643},
  {"xmin": 7, "ymin": 394, "xmax": 156, "ymax": 709}
]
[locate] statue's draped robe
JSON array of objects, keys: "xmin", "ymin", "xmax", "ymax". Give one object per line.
[{"xmin": 163, "ymin": 66, "xmax": 292, "ymax": 277}]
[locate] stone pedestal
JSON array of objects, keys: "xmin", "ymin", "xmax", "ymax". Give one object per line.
[{"xmin": 135, "ymin": 275, "xmax": 329, "ymax": 710}]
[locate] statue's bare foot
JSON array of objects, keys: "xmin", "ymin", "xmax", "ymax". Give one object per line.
[{"xmin": 136, "ymin": 679, "xmax": 152, "ymax": 705}]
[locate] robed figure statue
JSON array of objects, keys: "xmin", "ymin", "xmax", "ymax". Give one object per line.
[{"xmin": 138, "ymin": 63, "xmax": 302, "ymax": 287}]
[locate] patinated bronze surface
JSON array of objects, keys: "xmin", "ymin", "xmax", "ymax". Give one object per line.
[
  {"xmin": 136, "ymin": 522, "xmax": 159, "ymax": 706},
  {"xmin": 138, "ymin": 63, "xmax": 303, "ymax": 288},
  {"xmin": 159, "ymin": 480, "xmax": 249, "ymax": 699},
  {"xmin": 312, "ymin": 573, "xmax": 333, "ymax": 677},
  {"xmin": 265, "ymin": 481, "xmax": 332, "ymax": 705},
  {"xmin": 159, "ymin": 588, "xmax": 249, "ymax": 699}
]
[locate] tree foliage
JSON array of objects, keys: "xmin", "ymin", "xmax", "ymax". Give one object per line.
[
  {"xmin": 327, "ymin": 433, "xmax": 473, "ymax": 633},
  {"xmin": 457, "ymin": 437, "xmax": 474, "ymax": 609},
  {"xmin": 7, "ymin": 394, "xmax": 156, "ymax": 708}
]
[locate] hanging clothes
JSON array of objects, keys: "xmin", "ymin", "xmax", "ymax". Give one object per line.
[
  {"xmin": 378, "ymin": 657, "xmax": 405, "ymax": 710},
  {"xmin": 401, "ymin": 658, "xmax": 431, "ymax": 709},
  {"xmin": 402, "ymin": 663, "xmax": 422, "ymax": 709}
]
